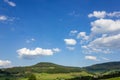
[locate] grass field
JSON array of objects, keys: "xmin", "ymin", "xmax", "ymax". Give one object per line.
[
  {"xmin": 0, "ymin": 71, "xmax": 92, "ymax": 80},
  {"xmin": 34, "ymin": 71, "xmax": 92, "ymax": 80}
]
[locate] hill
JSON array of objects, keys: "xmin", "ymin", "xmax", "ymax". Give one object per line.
[
  {"xmin": 30, "ymin": 62, "xmax": 83, "ymax": 73},
  {"xmin": 84, "ymin": 61, "xmax": 120, "ymax": 72},
  {"xmin": 2, "ymin": 62, "xmax": 82, "ymax": 74}
]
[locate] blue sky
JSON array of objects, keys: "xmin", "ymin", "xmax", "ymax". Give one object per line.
[{"xmin": 0, "ymin": 0, "xmax": 120, "ymax": 68}]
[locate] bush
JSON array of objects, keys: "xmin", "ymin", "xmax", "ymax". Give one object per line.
[{"xmin": 28, "ymin": 74, "xmax": 36, "ymax": 80}]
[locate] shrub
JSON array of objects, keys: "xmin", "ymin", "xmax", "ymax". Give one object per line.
[{"xmin": 28, "ymin": 74, "xmax": 36, "ymax": 80}]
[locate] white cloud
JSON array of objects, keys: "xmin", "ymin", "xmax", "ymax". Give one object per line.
[
  {"xmin": 88, "ymin": 11, "xmax": 106, "ymax": 18},
  {"xmin": 66, "ymin": 47, "xmax": 75, "ymax": 50},
  {"xmin": 91, "ymin": 19, "xmax": 120, "ymax": 34},
  {"xmin": 4, "ymin": 0, "xmax": 16, "ymax": 7},
  {"xmin": 53, "ymin": 48, "xmax": 61, "ymax": 52},
  {"xmin": 85, "ymin": 34, "xmax": 120, "ymax": 52},
  {"xmin": 0, "ymin": 60, "xmax": 11, "ymax": 67},
  {"xmin": 64, "ymin": 39, "xmax": 77, "ymax": 45},
  {"xmin": 0, "ymin": 15, "xmax": 7, "ymax": 21},
  {"xmin": 85, "ymin": 56, "xmax": 97, "ymax": 61},
  {"xmin": 88, "ymin": 11, "xmax": 120, "ymax": 18},
  {"xmin": 17, "ymin": 47, "xmax": 60, "ymax": 59}
]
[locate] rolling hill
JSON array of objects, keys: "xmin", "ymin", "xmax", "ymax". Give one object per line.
[
  {"xmin": 84, "ymin": 61, "xmax": 120, "ymax": 72},
  {"xmin": 2, "ymin": 62, "xmax": 82, "ymax": 74}
]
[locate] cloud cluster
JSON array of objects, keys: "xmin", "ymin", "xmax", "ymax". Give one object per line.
[
  {"xmin": 4, "ymin": 0, "xmax": 16, "ymax": 7},
  {"xmin": 81, "ymin": 12, "xmax": 120, "ymax": 54},
  {"xmin": 0, "ymin": 60, "xmax": 11, "ymax": 67},
  {"xmin": 17, "ymin": 47, "xmax": 60, "ymax": 59},
  {"xmin": 88, "ymin": 11, "xmax": 120, "ymax": 18},
  {"xmin": 65, "ymin": 11, "xmax": 120, "ymax": 61},
  {"xmin": 76, "ymin": 11, "xmax": 120, "ymax": 54}
]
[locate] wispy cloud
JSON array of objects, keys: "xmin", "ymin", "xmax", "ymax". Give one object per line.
[
  {"xmin": 26, "ymin": 38, "xmax": 35, "ymax": 43},
  {"xmin": 69, "ymin": 30, "xmax": 78, "ymax": 36},
  {"xmin": 4, "ymin": 0, "xmax": 16, "ymax": 7},
  {"xmin": 101, "ymin": 57, "xmax": 110, "ymax": 61},
  {"xmin": 0, "ymin": 15, "xmax": 16, "ymax": 23},
  {"xmin": 66, "ymin": 47, "xmax": 75, "ymax": 51},
  {"xmin": 68, "ymin": 11, "xmax": 80, "ymax": 17}
]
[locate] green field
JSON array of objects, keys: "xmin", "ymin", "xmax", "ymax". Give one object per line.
[
  {"xmin": 0, "ymin": 71, "xmax": 92, "ymax": 80},
  {"xmin": 35, "ymin": 71, "xmax": 92, "ymax": 80}
]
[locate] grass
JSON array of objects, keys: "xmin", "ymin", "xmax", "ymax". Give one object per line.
[
  {"xmin": 34, "ymin": 71, "xmax": 92, "ymax": 80},
  {"xmin": 15, "ymin": 71, "xmax": 91, "ymax": 80}
]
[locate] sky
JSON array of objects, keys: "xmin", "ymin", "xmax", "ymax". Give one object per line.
[{"xmin": 0, "ymin": 0, "xmax": 120, "ymax": 68}]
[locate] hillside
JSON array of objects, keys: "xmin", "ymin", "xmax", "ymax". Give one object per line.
[
  {"xmin": 31, "ymin": 62, "xmax": 83, "ymax": 73},
  {"xmin": 84, "ymin": 61, "xmax": 120, "ymax": 72},
  {"xmin": 2, "ymin": 62, "xmax": 82, "ymax": 74}
]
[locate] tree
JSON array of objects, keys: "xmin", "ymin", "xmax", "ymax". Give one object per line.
[
  {"xmin": 28, "ymin": 74, "xmax": 36, "ymax": 80},
  {"xmin": 5, "ymin": 78, "xmax": 10, "ymax": 80}
]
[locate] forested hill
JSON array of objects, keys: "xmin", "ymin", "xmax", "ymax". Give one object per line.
[
  {"xmin": 84, "ymin": 61, "xmax": 120, "ymax": 72},
  {"xmin": 1, "ymin": 62, "xmax": 82, "ymax": 74}
]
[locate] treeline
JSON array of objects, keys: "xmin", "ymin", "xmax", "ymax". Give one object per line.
[
  {"xmin": 68, "ymin": 71, "xmax": 120, "ymax": 80},
  {"xmin": 67, "ymin": 76, "xmax": 98, "ymax": 80},
  {"xmin": 98, "ymin": 71, "xmax": 120, "ymax": 79}
]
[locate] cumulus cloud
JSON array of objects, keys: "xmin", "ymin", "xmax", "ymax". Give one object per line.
[
  {"xmin": 17, "ymin": 47, "xmax": 60, "ymax": 59},
  {"xmin": 64, "ymin": 39, "xmax": 77, "ymax": 45},
  {"xmin": 88, "ymin": 11, "xmax": 120, "ymax": 18},
  {"xmin": 0, "ymin": 60, "xmax": 11, "ymax": 67},
  {"xmin": 85, "ymin": 56, "xmax": 97, "ymax": 61},
  {"xmin": 91, "ymin": 19, "xmax": 120, "ymax": 34},
  {"xmin": 4, "ymin": 0, "xmax": 16, "ymax": 7}
]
